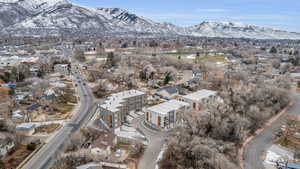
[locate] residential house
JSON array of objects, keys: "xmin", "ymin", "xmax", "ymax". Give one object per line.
[
  {"xmin": 12, "ymin": 110, "xmax": 25, "ymax": 123},
  {"xmin": 16, "ymin": 123, "xmax": 36, "ymax": 136},
  {"xmin": 180, "ymin": 89, "xmax": 217, "ymax": 111},
  {"xmin": 145, "ymin": 99, "xmax": 190, "ymax": 129},
  {"xmin": 98, "ymin": 90, "xmax": 145, "ymax": 129},
  {"xmin": 155, "ymin": 86, "xmax": 186, "ymax": 100},
  {"xmin": 25, "ymin": 104, "xmax": 43, "ymax": 121}
]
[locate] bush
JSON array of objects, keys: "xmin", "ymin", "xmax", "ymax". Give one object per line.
[{"xmin": 27, "ymin": 143, "xmax": 36, "ymax": 151}]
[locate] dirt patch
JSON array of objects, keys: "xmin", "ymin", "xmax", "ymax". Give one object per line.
[
  {"xmin": 34, "ymin": 123, "xmax": 62, "ymax": 135},
  {"xmin": 3, "ymin": 145, "xmax": 34, "ymax": 169}
]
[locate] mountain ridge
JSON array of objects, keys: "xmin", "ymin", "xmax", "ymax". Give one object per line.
[{"xmin": 0, "ymin": 0, "xmax": 299, "ymax": 39}]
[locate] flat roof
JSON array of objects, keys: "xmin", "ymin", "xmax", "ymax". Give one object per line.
[
  {"xmin": 16, "ymin": 123, "xmax": 35, "ymax": 130},
  {"xmin": 100, "ymin": 90, "xmax": 145, "ymax": 113},
  {"xmin": 146, "ymin": 99, "xmax": 190, "ymax": 115},
  {"xmin": 182, "ymin": 89, "xmax": 217, "ymax": 102}
]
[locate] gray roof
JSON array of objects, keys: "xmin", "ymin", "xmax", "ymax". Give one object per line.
[
  {"xmin": 146, "ymin": 100, "xmax": 190, "ymax": 115},
  {"xmin": 182, "ymin": 89, "xmax": 217, "ymax": 102},
  {"xmin": 16, "ymin": 123, "xmax": 35, "ymax": 130},
  {"xmin": 100, "ymin": 90, "xmax": 145, "ymax": 113}
]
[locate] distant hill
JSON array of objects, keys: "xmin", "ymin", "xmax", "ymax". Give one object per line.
[{"xmin": 0, "ymin": 0, "xmax": 300, "ymax": 39}]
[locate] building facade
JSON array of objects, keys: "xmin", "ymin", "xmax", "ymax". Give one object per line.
[
  {"xmin": 98, "ymin": 90, "xmax": 145, "ymax": 129},
  {"xmin": 180, "ymin": 89, "xmax": 217, "ymax": 111},
  {"xmin": 145, "ymin": 99, "xmax": 190, "ymax": 130}
]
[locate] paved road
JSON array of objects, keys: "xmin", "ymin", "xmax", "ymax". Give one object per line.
[
  {"xmin": 21, "ymin": 59, "xmax": 95, "ymax": 169},
  {"xmin": 132, "ymin": 117, "xmax": 165, "ymax": 169},
  {"xmin": 244, "ymin": 94, "xmax": 300, "ymax": 169}
]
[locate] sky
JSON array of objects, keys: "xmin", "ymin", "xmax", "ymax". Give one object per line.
[{"xmin": 71, "ymin": 0, "xmax": 300, "ymax": 32}]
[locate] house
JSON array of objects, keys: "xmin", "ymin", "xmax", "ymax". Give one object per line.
[
  {"xmin": 12, "ymin": 110, "xmax": 25, "ymax": 123},
  {"xmin": 54, "ymin": 64, "xmax": 70, "ymax": 76},
  {"xmin": 290, "ymin": 73, "xmax": 300, "ymax": 80},
  {"xmin": 25, "ymin": 104, "xmax": 43, "ymax": 121},
  {"xmin": 16, "ymin": 123, "xmax": 36, "ymax": 136},
  {"xmin": 145, "ymin": 99, "xmax": 190, "ymax": 129},
  {"xmin": 91, "ymin": 132, "xmax": 117, "ymax": 156},
  {"xmin": 98, "ymin": 90, "xmax": 145, "ymax": 129},
  {"xmin": 49, "ymin": 82, "xmax": 67, "ymax": 88},
  {"xmin": 155, "ymin": 86, "xmax": 186, "ymax": 100},
  {"xmin": 180, "ymin": 89, "xmax": 217, "ymax": 111}
]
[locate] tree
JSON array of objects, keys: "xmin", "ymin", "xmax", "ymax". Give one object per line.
[
  {"xmin": 74, "ymin": 49, "xmax": 85, "ymax": 62},
  {"xmin": 160, "ymin": 82, "xmax": 291, "ymax": 169},
  {"xmin": 93, "ymin": 81, "xmax": 109, "ymax": 98},
  {"xmin": 270, "ymin": 46, "xmax": 277, "ymax": 54},
  {"xmin": 106, "ymin": 52, "xmax": 120, "ymax": 68},
  {"xmin": 272, "ymin": 59, "xmax": 281, "ymax": 69},
  {"xmin": 164, "ymin": 72, "xmax": 172, "ymax": 85}
]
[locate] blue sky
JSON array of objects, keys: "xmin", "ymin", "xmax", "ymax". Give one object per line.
[{"xmin": 71, "ymin": 0, "xmax": 300, "ymax": 32}]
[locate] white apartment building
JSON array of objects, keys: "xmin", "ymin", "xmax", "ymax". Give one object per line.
[
  {"xmin": 180, "ymin": 89, "xmax": 217, "ymax": 111},
  {"xmin": 145, "ymin": 99, "xmax": 190, "ymax": 129},
  {"xmin": 98, "ymin": 90, "xmax": 146, "ymax": 129}
]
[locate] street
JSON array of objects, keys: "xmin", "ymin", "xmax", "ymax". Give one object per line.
[
  {"xmin": 21, "ymin": 58, "xmax": 96, "ymax": 169},
  {"xmin": 132, "ymin": 116, "xmax": 165, "ymax": 169},
  {"xmin": 244, "ymin": 94, "xmax": 300, "ymax": 169}
]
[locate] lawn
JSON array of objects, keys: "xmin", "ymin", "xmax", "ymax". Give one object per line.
[
  {"xmin": 166, "ymin": 53, "xmax": 228, "ymax": 64},
  {"xmin": 34, "ymin": 124, "xmax": 62, "ymax": 134},
  {"xmin": 166, "ymin": 53, "xmax": 195, "ymax": 63},
  {"xmin": 200, "ymin": 55, "xmax": 228, "ymax": 63},
  {"xmin": 53, "ymin": 103, "xmax": 74, "ymax": 113},
  {"xmin": 3, "ymin": 145, "xmax": 34, "ymax": 169},
  {"xmin": 276, "ymin": 136, "xmax": 300, "ymax": 149}
]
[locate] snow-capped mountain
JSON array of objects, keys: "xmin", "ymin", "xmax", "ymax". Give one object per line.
[
  {"xmin": 0, "ymin": 0, "xmax": 299, "ymax": 39},
  {"xmin": 188, "ymin": 21, "xmax": 300, "ymax": 39}
]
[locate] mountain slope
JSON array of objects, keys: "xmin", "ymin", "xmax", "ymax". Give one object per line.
[
  {"xmin": 188, "ymin": 21, "xmax": 300, "ymax": 39},
  {"xmin": 0, "ymin": 0, "xmax": 299, "ymax": 39}
]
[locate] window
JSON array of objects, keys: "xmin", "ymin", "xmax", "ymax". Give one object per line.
[
  {"xmin": 108, "ymin": 115, "xmax": 113, "ymax": 128},
  {"xmin": 146, "ymin": 112, "xmax": 150, "ymax": 121},
  {"xmin": 157, "ymin": 116, "xmax": 161, "ymax": 127}
]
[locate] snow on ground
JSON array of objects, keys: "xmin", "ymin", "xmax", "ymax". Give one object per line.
[
  {"xmin": 126, "ymin": 116, "xmax": 134, "ymax": 123},
  {"xmin": 264, "ymin": 145, "xmax": 294, "ymax": 165},
  {"xmin": 18, "ymin": 120, "xmax": 66, "ymax": 128},
  {"xmin": 115, "ymin": 126, "xmax": 147, "ymax": 145},
  {"xmin": 129, "ymin": 111, "xmax": 139, "ymax": 118},
  {"xmin": 155, "ymin": 144, "xmax": 167, "ymax": 169},
  {"xmin": 186, "ymin": 55, "xmax": 195, "ymax": 59},
  {"xmin": 136, "ymin": 111, "xmax": 144, "ymax": 116}
]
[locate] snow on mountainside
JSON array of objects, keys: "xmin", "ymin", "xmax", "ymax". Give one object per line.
[
  {"xmin": 0, "ymin": 0, "xmax": 299, "ymax": 39},
  {"xmin": 188, "ymin": 21, "xmax": 300, "ymax": 39}
]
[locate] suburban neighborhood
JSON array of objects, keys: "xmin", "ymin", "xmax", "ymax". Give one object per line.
[{"xmin": 0, "ymin": 0, "xmax": 300, "ymax": 169}]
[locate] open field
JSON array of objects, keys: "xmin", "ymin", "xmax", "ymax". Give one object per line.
[
  {"xmin": 166, "ymin": 53, "xmax": 228, "ymax": 64},
  {"xmin": 34, "ymin": 124, "xmax": 62, "ymax": 135},
  {"xmin": 3, "ymin": 145, "xmax": 34, "ymax": 169}
]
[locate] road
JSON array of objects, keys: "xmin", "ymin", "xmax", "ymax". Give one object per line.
[
  {"xmin": 21, "ymin": 51, "xmax": 96, "ymax": 169},
  {"xmin": 244, "ymin": 94, "xmax": 300, "ymax": 169},
  {"xmin": 132, "ymin": 116, "xmax": 165, "ymax": 169}
]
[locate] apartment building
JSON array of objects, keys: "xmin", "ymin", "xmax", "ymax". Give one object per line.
[
  {"xmin": 145, "ymin": 99, "xmax": 190, "ymax": 130},
  {"xmin": 98, "ymin": 90, "xmax": 145, "ymax": 129},
  {"xmin": 180, "ymin": 89, "xmax": 217, "ymax": 111}
]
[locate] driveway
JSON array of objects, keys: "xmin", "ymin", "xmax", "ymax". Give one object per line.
[
  {"xmin": 244, "ymin": 94, "xmax": 300, "ymax": 169},
  {"xmin": 132, "ymin": 116, "xmax": 165, "ymax": 169}
]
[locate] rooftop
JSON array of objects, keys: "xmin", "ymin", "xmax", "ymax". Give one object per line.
[
  {"xmin": 16, "ymin": 123, "xmax": 35, "ymax": 130},
  {"xmin": 146, "ymin": 99, "xmax": 190, "ymax": 115},
  {"xmin": 182, "ymin": 89, "xmax": 217, "ymax": 102},
  {"xmin": 26, "ymin": 104, "xmax": 42, "ymax": 111},
  {"xmin": 100, "ymin": 90, "xmax": 145, "ymax": 113}
]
